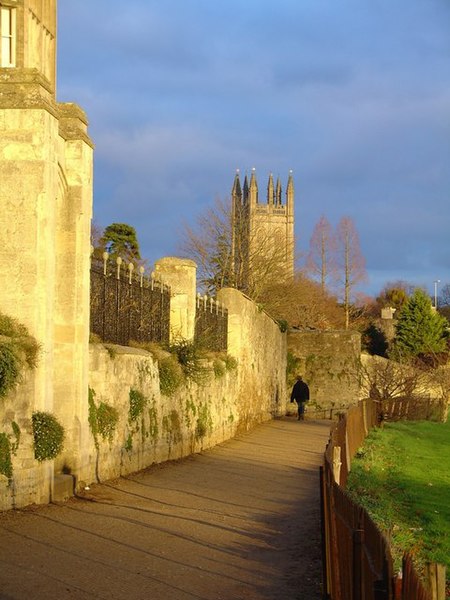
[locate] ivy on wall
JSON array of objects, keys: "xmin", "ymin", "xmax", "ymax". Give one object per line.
[
  {"xmin": 0, "ymin": 313, "xmax": 39, "ymax": 399},
  {"xmin": 124, "ymin": 388, "xmax": 149, "ymax": 452},
  {"xmin": 0, "ymin": 422, "xmax": 21, "ymax": 482},
  {"xmin": 128, "ymin": 388, "xmax": 147, "ymax": 423},
  {"xmin": 148, "ymin": 401, "xmax": 159, "ymax": 441},
  {"xmin": 96, "ymin": 402, "xmax": 119, "ymax": 442},
  {"xmin": 195, "ymin": 402, "xmax": 212, "ymax": 440},
  {"xmin": 0, "ymin": 433, "xmax": 13, "ymax": 480},
  {"xmin": 88, "ymin": 387, "xmax": 119, "ymax": 446},
  {"xmin": 162, "ymin": 409, "xmax": 182, "ymax": 447}
]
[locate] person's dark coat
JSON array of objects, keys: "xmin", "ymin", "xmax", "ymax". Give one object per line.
[{"xmin": 290, "ymin": 378, "xmax": 310, "ymax": 403}]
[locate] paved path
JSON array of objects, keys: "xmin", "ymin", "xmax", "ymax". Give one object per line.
[{"xmin": 0, "ymin": 418, "xmax": 330, "ymax": 600}]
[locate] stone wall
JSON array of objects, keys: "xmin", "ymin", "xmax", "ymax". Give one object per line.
[
  {"xmin": 82, "ymin": 345, "xmax": 240, "ymax": 485},
  {"xmin": 219, "ymin": 288, "xmax": 287, "ymax": 423},
  {"xmin": 0, "ymin": 284, "xmax": 286, "ymax": 510},
  {"xmin": 81, "ymin": 288, "xmax": 286, "ymax": 486},
  {"xmin": 287, "ymin": 330, "xmax": 361, "ymax": 417}
]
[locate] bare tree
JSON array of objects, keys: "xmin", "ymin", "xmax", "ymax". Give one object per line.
[
  {"xmin": 180, "ymin": 199, "xmax": 347, "ymax": 329},
  {"xmin": 180, "ymin": 198, "xmax": 233, "ymax": 294},
  {"xmin": 179, "ymin": 198, "xmax": 289, "ymax": 300},
  {"xmin": 258, "ymin": 274, "xmax": 345, "ymax": 330},
  {"xmin": 306, "ymin": 215, "xmax": 336, "ymax": 291},
  {"xmin": 439, "ymin": 283, "xmax": 450, "ymax": 306},
  {"xmin": 361, "ymin": 355, "xmax": 424, "ymax": 399},
  {"xmin": 361, "ymin": 355, "xmax": 450, "ymax": 422},
  {"xmin": 90, "ymin": 220, "xmax": 105, "ymax": 259},
  {"xmin": 336, "ymin": 216, "xmax": 367, "ymax": 329}
]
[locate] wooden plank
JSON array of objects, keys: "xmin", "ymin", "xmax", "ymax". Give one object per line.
[{"xmin": 426, "ymin": 563, "xmax": 446, "ymax": 600}]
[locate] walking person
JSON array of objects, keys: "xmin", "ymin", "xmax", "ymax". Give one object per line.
[{"xmin": 290, "ymin": 375, "xmax": 310, "ymax": 420}]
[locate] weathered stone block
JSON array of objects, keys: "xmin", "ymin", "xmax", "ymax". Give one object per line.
[{"xmin": 52, "ymin": 473, "xmax": 74, "ymax": 503}]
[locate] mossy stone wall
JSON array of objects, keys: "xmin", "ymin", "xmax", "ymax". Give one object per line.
[{"xmin": 287, "ymin": 330, "xmax": 361, "ymax": 417}]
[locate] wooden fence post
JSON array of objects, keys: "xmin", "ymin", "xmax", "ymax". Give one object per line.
[
  {"xmin": 426, "ymin": 563, "xmax": 446, "ymax": 600},
  {"xmin": 319, "ymin": 467, "xmax": 332, "ymax": 599},
  {"xmin": 393, "ymin": 571, "xmax": 402, "ymax": 600},
  {"xmin": 332, "ymin": 446, "xmax": 342, "ymax": 485},
  {"xmin": 353, "ymin": 529, "xmax": 365, "ymax": 600}
]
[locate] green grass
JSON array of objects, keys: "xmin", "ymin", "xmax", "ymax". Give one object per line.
[{"xmin": 347, "ymin": 418, "xmax": 450, "ymax": 579}]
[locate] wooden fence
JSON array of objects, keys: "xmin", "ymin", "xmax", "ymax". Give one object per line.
[
  {"xmin": 321, "ymin": 399, "xmax": 444, "ymax": 600},
  {"xmin": 380, "ymin": 396, "xmax": 447, "ymax": 423}
]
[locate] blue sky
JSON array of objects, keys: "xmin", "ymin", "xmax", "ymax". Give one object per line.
[{"xmin": 57, "ymin": 1, "xmax": 450, "ymax": 298}]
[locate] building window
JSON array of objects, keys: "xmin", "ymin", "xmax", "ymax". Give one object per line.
[{"xmin": 1, "ymin": 7, "xmax": 16, "ymax": 67}]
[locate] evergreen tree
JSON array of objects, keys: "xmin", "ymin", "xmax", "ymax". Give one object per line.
[
  {"xmin": 100, "ymin": 223, "xmax": 141, "ymax": 262},
  {"xmin": 392, "ymin": 288, "xmax": 448, "ymax": 359}
]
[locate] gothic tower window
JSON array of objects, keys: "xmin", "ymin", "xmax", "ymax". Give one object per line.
[{"xmin": 0, "ymin": 6, "xmax": 16, "ymax": 67}]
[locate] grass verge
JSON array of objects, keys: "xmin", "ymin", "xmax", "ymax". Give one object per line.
[{"xmin": 347, "ymin": 418, "xmax": 450, "ymax": 583}]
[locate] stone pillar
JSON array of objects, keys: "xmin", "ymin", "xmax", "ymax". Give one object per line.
[
  {"xmin": 0, "ymin": 83, "xmax": 93, "ymax": 504},
  {"xmin": 53, "ymin": 103, "xmax": 93, "ymax": 478},
  {"xmin": 154, "ymin": 257, "xmax": 197, "ymax": 342},
  {"xmin": 0, "ymin": 70, "xmax": 60, "ymax": 505}
]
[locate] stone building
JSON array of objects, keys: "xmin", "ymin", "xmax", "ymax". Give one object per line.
[
  {"xmin": 231, "ymin": 169, "xmax": 294, "ymax": 292},
  {"xmin": 0, "ymin": 0, "xmax": 94, "ymax": 503}
]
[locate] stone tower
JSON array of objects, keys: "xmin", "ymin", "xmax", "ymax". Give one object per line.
[
  {"xmin": 231, "ymin": 169, "xmax": 294, "ymax": 292},
  {"xmin": 0, "ymin": 0, "xmax": 94, "ymax": 505}
]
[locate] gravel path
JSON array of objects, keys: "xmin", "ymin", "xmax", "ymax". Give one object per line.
[{"xmin": 0, "ymin": 417, "xmax": 330, "ymax": 600}]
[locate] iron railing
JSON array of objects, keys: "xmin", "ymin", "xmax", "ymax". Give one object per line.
[
  {"xmin": 90, "ymin": 256, "xmax": 170, "ymax": 346},
  {"xmin": 194, "ymin": 293, "xmax": 228, "ymax": 352}
]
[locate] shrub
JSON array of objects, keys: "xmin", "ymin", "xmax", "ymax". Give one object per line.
[
  {"xmin": 169, "ymin": 340, "xmax": 208, "ymax": 383},
  {"xmin": 159, "ymin": 355, "xmax": 184, "ymax": 396},
  {"xmin": 32, "ymin": 411, "xmax": 65, "ymax": 462},
  {"xmin": 213, "ymin": 359, "xmax": 226, "ymax": 378},
  {"xmin": 170, "ymin": 340, "xmax": 197, "ymax": 375},
  {"xmin": 224, "ymin": 355, "xmax": 238, "ymax": 371},
  {"xmin": 0, "ymin": 313, "xmax": 39, "ymax": 398},
  {"xmin": 0, "ymin": 345, "xmax": 20, "ymax": 399},
  {"xmin": 277, "ymin": 319, "xmax": 288, "ymax": 333},
  {"xmin": 0, "ymin": 433, "xmax": 13, "ymax": 480}
]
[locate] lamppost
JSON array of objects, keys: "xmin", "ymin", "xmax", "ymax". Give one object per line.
[{"xmin": 434, "ymin": 280, "xmax": 440, "ymax": 308}]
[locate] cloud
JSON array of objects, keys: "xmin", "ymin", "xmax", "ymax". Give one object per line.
[{"xmin": 58, "ymin": 0, "xmax": 450, "ymax": 295}]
